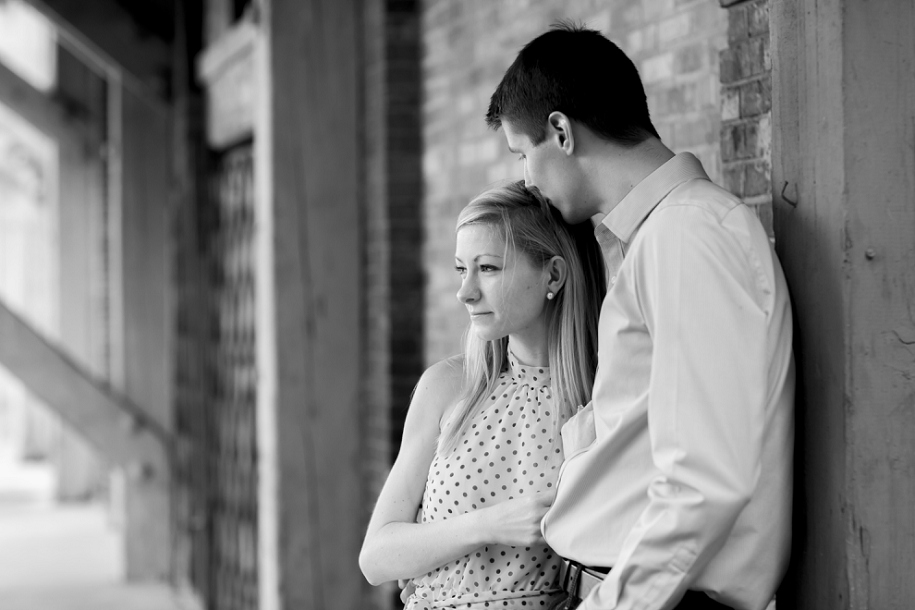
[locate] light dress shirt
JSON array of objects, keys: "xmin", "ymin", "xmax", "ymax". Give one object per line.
[{"xmin": 541, "ymin": 153, "xmax": 794, "ymax": 610}]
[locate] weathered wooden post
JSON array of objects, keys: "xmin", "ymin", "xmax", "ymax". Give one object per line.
[
  {"xmin": 254, "ymin": 1, "xmax": 365, "ymax": 608},
  {"xmin": 771, "ymin": 0, "xmax": 915, "ymax": 607}
]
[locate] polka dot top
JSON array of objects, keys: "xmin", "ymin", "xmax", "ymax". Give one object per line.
[{"xmin": 405, "ymin": 352, "xmax": 568, "ymax": 609}]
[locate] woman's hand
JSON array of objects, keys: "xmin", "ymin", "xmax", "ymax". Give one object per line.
[{"xmin": 477, "ymin": 491, "xmax": 556, "ymax": 547}]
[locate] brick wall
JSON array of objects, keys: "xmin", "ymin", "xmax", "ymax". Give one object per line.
[
  {"xmin": 719, "ymin": 0, "xmax": 772, "ymax": 235},
  {"xmin": 362, "ymin": 2, "xmax": 424, "ymax": 608},
  {"xmin": 421, "ymin": 0, "xmax": 728, "ymax": 364}
]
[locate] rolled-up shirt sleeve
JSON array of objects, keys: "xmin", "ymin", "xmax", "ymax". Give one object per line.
[{"xmin": 582, "ymin": 204, "xmax": 769, "ymax": 610}]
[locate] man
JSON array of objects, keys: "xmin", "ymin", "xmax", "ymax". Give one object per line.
[{"xmin": 485, "ymin": 24, "xmax": 794, "ymax": 610}]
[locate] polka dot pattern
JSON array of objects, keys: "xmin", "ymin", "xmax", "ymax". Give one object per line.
[{"xmin": 405, "ymin": 353, "xmax": 568, "ymax": 609}]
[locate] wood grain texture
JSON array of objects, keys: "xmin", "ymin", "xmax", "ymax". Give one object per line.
[
  {"xmin": 256, "ymin": 0, "xmax": 365, "ymax": 608},
  {"xmin": 119, "ymin": 85, "xmax": 172, "ymax": 581},
  {"xmin": 772, "ymin": 0, "xmax": 915, "ymax": 606}
]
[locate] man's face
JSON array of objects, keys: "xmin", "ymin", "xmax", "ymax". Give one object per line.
[{"xmin": 503, "ymin": 119, "xmax": 589, "ymax": 224}]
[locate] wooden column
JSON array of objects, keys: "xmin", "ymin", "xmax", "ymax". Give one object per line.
[
  {"xmin": 771, "ymin": 0, "xmax": 915, "ymax": 607},
  {"xmin": 54, "ymin": 43, "xmax": 108, "ymax": 502},
  {"xmin": 255, "ymin": 0, "xmax": 365, "ymax": 608},
  {"xmin": 113, "ymin": 81, "xmax": 173, "ymax": 581}
]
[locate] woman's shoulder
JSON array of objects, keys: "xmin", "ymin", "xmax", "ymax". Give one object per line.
[
  {"xmin": 419, "ymin": 354, "xmax": 464, "ymax": 385},
  {"xmin": 411, "ymin": 355, "xmax": 465, "ymax": 421}
]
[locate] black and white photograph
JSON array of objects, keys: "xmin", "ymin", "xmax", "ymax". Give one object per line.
[{"xmin": 0, "ymin": 1, "xmax": 911, "ymax": 609}]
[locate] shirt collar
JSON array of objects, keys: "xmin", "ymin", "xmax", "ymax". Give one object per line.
[
  {"xmin": 597, "ymin": 152, "xmax": 710, "ymax": 243},
  {"xmin": 507, "ymin": 350, "xmax": 551, "ymax": 387}
]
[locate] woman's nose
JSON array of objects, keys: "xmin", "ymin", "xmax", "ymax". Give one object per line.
[{"xmin": 456, "ymin": 275, "xmax": 479, "ymax": 303}]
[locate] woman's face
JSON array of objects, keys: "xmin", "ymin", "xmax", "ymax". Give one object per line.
[{"xmin": 454, "ymin": 223, "xmax": 550, "ymax": 345}]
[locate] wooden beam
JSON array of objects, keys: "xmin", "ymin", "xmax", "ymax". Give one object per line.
[
  {"xmin": 115, "ymin": 80, "xmax": 172, "ymax": 581},
  {"xmin": 771, "ymin": 0, "xmax": 915, "ymax": 606},
  {"xmin": 0, "ymin": 297, "xmax": 168, "ymax": 474},
  {"xmin": 0, "ymin": 58, "xmax": 92, "ymax": 142},
  {"xmin": 256, "ymin": 0, "xmax": 365, "ymax": 608},
  {"xmin": 29, "ymin": 0, "xmax": 171, "ymax": 99}
]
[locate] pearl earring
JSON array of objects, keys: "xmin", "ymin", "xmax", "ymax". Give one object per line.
[{"xmin": 546, "ymin": 292, "xmax": 554, "ymax": 300}]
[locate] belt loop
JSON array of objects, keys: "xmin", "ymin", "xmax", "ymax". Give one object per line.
[{"xmin": 562, "ymin": 562, "xmax": 582, "ymax": 610}]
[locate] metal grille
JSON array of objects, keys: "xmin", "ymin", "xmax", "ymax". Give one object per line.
[{"xmin": 175, "ymin": 142, "xmax": 257, "ymax": 610}]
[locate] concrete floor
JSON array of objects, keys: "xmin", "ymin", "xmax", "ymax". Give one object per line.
[{"xmin": 0, "ymin": 443, "xmax": 201, "ymax": 610}]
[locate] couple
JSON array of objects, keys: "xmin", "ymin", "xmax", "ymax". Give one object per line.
[{"xmin": 361, "ymin": 24, "xmax": 794, "ymax": 610}]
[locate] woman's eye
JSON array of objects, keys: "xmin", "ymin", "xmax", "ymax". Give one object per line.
[
  {"xmin": 480, "ymin": 265, "xmax": 499, "ymax": 272},
  {"xmin": 455, "ymin": 266, "xmax": 466, "ymax": 275}
]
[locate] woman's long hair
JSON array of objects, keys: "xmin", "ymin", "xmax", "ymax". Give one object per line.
[{"xmin": 438, "ymin": 180, "xmax": 606, "ymax": 455}]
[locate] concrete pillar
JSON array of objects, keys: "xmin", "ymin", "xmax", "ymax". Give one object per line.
[{"xmin": 771, "ymin": 0, "xmax": 915, "ymax": 607}]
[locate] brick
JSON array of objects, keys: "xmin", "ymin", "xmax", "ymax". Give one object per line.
[
  {"xmin": 641, "ymin": 52, "xmax": 675, "ymax": 83},
  {"xmin": 675, "ymin": 42, "xmax": 705, "ymax": 75},
  {"xmin": 747, "ymin": 0, "xmax": 770, "ymax": 36},
  {"xmin": 720, "ymin": 121, "xmax": 761, "ymax": 161},
  {"xmin": 721, "ymin": 87, "xmax": 740, "ymax": 121},
  {"xmin": 744, "ymin": 160, "xmax": 771, "ymax": 196},
  {"xmin": 739, "ymin": 75, "xmax": 772, "ymax": 117},
  {"xmin": 675, "ymin": 115, "xmax": 717, "ymax": 148},
  {"xmin": 755, "ymin": 112, "xmax": 771, "ymax": 158},
  {"xmin": 737, "ymin": 36, "xmax": 768, "ymax": 80},
  {"xmin": 477, "ymin": 138, "xmax": 500, "ymax": 162},
  {"xmin": 697, "ymin": 73, "xmax": 720, "ymax": 110},
  {"xmin": 666, "ymin": 81, "xmax": 699, "ymax": 114},
  {"xmin": 611, "ymin": 0, "xmax": 643, "ymax": 30},
  {"xmin": 628, "ymin": 24, "xmax": 659, "ymax": 55},
  {"xmin": 723, "ymin": 163, "xmax": 745, "ymax": 193},
  {"xmin": 626, "ymin": 27, "xmax": 648, "ymax": 56},
  {"xmin": 720, "ymin": 124, "xmax": 737, "ymax": 162},
  {"xmin": 727, "ymin": 3, "xmax": 748, "ymax": 43},
  {"xmin": 742, "ymin": 121, "xmax": 759, "ymax": 159},
  {"xmin": 719, "ymin": 48, "xmax": 740, "ymax": 84},
  {"xmin": 692, "ymin": 0, "xmax": 727, "ymax": 34},
  {"xmin": 586, "ymin": 9, "xmax": 612, "ymax": 34},
  {"xmin": 644, "ymin": 0, "xmax": 675, "ymax": 22},
  {"xmin": 659, "ymin": 13, "xmax": 691, "ymax": 45}
]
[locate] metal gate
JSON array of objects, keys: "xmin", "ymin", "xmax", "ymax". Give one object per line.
[{"xmin": 175, "ymin": 142, "xmax": 257, "ymax": 610}]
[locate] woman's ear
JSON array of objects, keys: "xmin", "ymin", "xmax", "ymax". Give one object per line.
[
  {"xmin": 546, "ymin": 255, "xmax": 568, "ymax": 296},
  {"xmin": 547, "ymin": 111, "xmax": 575, "ymax": 156}
]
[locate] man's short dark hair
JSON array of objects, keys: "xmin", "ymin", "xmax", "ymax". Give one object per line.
[{"xmin": 486, "ymin": 22, "xmax": 659, "ymax": 146}]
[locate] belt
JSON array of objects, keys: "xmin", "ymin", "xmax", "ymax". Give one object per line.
[
  {"xmin": 558, "ymin": 560, "xmax": 735, "ymax": 610},
  {"xmin": 558, "ymin": 558, "xmax": 608, "ymax": 603}
]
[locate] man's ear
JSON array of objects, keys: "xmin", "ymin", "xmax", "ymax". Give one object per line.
[
  {"xmin": 546, "ymin": 255, "xmax": 569, "ymax": 296},
  {"xmin": 547, "ymin": 111, "xmax": 575, "ymax": 156}
]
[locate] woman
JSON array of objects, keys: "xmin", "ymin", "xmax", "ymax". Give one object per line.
[{"xmin": 360, "ymin": 181, "xmax": 605, "ymax": 609}]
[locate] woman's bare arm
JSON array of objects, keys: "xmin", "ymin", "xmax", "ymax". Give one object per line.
[{"xmin": 359, "ymin": 356, "xmax": 553, "ymax": 585}]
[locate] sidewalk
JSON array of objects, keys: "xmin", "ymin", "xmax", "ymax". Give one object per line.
[{"xmin": 0, "ymin": 446, "xmax": 200, "ymax": 610}]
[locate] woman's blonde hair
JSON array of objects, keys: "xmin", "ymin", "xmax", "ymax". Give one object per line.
[{"xmin": 438, "ymin": 180, "xmax": 605, "ymax": 454}]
